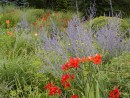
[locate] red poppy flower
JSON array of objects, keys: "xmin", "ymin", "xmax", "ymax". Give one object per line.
[
  {"xmin": 57, "ymin": 89, "xmax": 62, "ymax": 96},
  {"xmin": 92, "ymin": 54, "xmax": 102, "ymax": 65},
  {"xmin": 7, "ymin": 31, "xmax": 13, "ymax": 36},
  {"xmin": 62, "ymin": 57, "xmax": 80, "ymax": 71},
  {"xmin": 45, "ymin": 82, "xmax": 53, "ymax": 90},
  {"xmin": 61, "ymin": 73, "xmax": 70, "ymax": 83},
  {"xmin": 45, "ymin": 83, "xmax": 62, "ymax": 96},
  {"xmin": 109, "ymin": 86, "xmax": 120, "ymax": 98},
  {"xmin": 62, "ymin": 81, "xmax": 71, "ymax": 89},
  {"xmin": 71, "ymin": 74, "xmax": 75, "ymax": 79},
  {"xmin": 49, "ymin": 85, "xmax": 59, "ymax": 96},
  {"xmin": 71, "ymin": 94, "xmax": 79, "ymax": 98},
  {"xmin": 69, "ymin": 57, "xmax": 80, "ymax": 68},
  {"xmin": 40, "ymin": 25, "xmax": 42, "ymax": 29},
  {"xmin": 6, "ymin": 20, "xmax": 10, "ymax": 24},
  {"xmin": 62, "ymin": 62, "xmax": 70, "ymax": 70},
  {"xmin": 61, "ymin": 73, "xmax": 75, "ymax": 88}
]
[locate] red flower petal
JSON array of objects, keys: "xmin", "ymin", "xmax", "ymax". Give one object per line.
[
  {"xmin": 71, "ymin": 94, "xmax": 79, "ymax": 98},
  {"xmin": 109, "ymin": 86, "xmax": 120, "ymax": 98},
  {"xmin": 45, "ymin": 82, "xmax": 53, "ymax": 90}
]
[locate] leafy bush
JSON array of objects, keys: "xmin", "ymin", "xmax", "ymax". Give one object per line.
[
  {"xmin": 0, "ymin": 33, "xmax": 15, "ymax": 54},
  {"xmin": 0, "ymin": 9, "xmax": 21, "ymax": 28},
  {"xmin": 50, "ymin": 11, "xmax": 73, "ymax": 28},
  {"xmin": 0, "ymin": 30, "xmax": 36, "ymax": 57},
  {"xmin": 102, "ymin": 52, "xmax": 130, "ymax": 98},
  {"xmin": 87, "ymin": 16, "xmax": 130, "ymax": 37},
  {"xmin": 26, "ymin": 9, "xmax": 44, "ymax": 24},
  {"xmin": 56, "ymin": 0, "xmax": 67, "ymax": 11},
  {"xmin": 93, "ymin": 16, "xmax": 130, "ymax": 56},
  {"xmin": 125, "ymin": 17, "xmax": 130, "ymax": 26},
  {"xmin": 27, "ymin": 0, "xmax": 45, "ymax": 8},
  {"xmin": 2, "ymin": 5, "xmax": 18, "ymax": 13}
]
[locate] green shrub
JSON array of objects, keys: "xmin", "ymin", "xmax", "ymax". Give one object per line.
[
  {"xmin": 56, "ymin": 0, "xmax": 67, "ymax": 11},
  {"xmin": 0, "ymin": 29, "xmax": 36, "ymax": 58},
  {"xmin": 50, "ymin": 11, "xmax": 73, "ymax": 28},
  {"xmin": 26, "ymin": 9, "xmax": 44, "ymax": 24},
  {"xmin": 2, "ymin": 5, "xmax": 18, "ymax": 13},
  {"xmin": 27, "ymin": 0, "xmax": 45, "ymax": 8},
  {"xmin": 0, "ymin": 10, "xmax": 21, "ymax": 28},
  {"xmin": 0, "ymin": 33, "xmax": 15, "ymax": 54},
  {"xmin": 102, "ymin": 52, "xmax": 130, "ymax": 98},
  {"xmin": 86, "ymin": 16, "xmax": 130, "ymax": 37},
  {"xmin": 125, "ymin": 17, "xmax": 130, "ymax": 26}
]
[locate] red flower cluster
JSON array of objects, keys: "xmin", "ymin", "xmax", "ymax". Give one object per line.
[
  {"xmin": 62, "ymin": 54, "xmax": 102, "ymax": 71},
  {"xmin": 109, "ymin": 86, "xmax": 120, "ymax": 98},
  {"xmin": 62, "ymin": 57, "xmax": 80, "ymax": 70},
  {"xmin": 79, "ymin": 57, "xmax": 90, "ymax": 63},
  {"xmin": 45, "ymin": 53, "xmax": 102, "ymax": 97},
  {"xmin": 61, "ymin": 73, "xmax": 75, "ymax": 88},
  {"xmin": 91, "ymin": 54, "xmax": 102, "ymax": 65},
  {"xmin": 45, "ymin": 82, "xmax": 62, "ymax": 96}
]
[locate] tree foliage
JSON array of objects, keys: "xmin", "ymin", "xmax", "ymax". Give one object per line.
[{"xmin": 0, "ymin": 0, "xmax": 130, "ymax": 17}]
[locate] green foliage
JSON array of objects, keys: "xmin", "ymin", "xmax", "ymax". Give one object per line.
[
  {"xmin": 56, "ymin": 0, "xmax": 67, "ymax": 11},
  {"xmin": 14, "ymin": 33, "xmax": 36, "ymax": 55},
  {"xmin": 86, "ymin": 16, "xmax": 130, "ymax": 37},
  {"xmin": 77, "ymin": 0, "xmax": 130, "ymax": 17},
  {"xmin": 0, "ymin": 54, "xmax": 45, "ymax": 97},
  {"xmin": 102, "ymin": 52, "xmax": 130, "ymax": 98},
  {"xmin": 0, "ymin": 9, "xmax": 21, "ymax": 28},
  {"xmin": 125, "ymin": 17, "xmax": 130, "ymax": 26},
  {"xmin": 50, "ymin": 11, "xmax": 73, "ymax": 28},
  {"xmin": 0, "ymin": 30, "xmax": 45, "ymax": 97},
  {"xmin": 26, "ymin": 0, "xmax": 68, "ymax": 11},
  {"xmin": 27, "ymin": 0, "xmax": 46, "ymax": 8},
  {"xmin": 2, "ymin": 5, "xmax": 18, "ymax": 13},
  {"xmin": 0, "ymin": 34, "xmax": 15, "ymax": 52},
  {"xmin": 26, "ymin": 9, "xmax": 44, "ymax": 24},
  {"xmin": 1, "ymin": 0, "xmax": 130, "ymax": 17}
]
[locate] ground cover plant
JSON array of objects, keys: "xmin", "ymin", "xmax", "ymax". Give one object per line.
[{"xmin": 0, "ymin": 4, "xmax": 130, "ymax": 98}]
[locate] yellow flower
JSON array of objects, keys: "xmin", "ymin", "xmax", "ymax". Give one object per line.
[{"xmin": 35, "ymin": 32, "xmax": 38, "ymax": 36}]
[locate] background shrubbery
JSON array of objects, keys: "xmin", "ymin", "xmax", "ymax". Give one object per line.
[
  {"xmin": 0, "ymin": 0, "xmax": 130, "ymax": 17},
  {"xmin": 0, "ymin": 5, "xmax": 21, "ymax": 28},
  {"xmin": 86, "ymin": 16, "xmax": 130, "ymax": 37}
]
